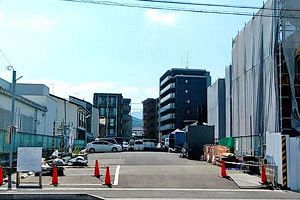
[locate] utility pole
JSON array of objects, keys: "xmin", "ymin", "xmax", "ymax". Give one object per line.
[{"xmin": 8, "ymin": 69, "xmax": 16, "ymax": 190}]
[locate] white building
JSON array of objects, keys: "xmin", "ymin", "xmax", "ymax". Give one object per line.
[
  {"xmin": 69, "ymin": 96, "xmax": 99, "ymax": 141},
  {"xmin": 16, "ymin": 83, "xmax": 58, "ymax": 136},
  {"xmin": 50, "ymin": 94, "xmax": 88, "ymax": 141},
  {"xmin": 0, "ymin": 79, "xmax": 47, "ymax": 134}
]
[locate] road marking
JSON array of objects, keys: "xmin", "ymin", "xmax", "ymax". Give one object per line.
[
  {"xmin": 0, "ymin": 188, "xmax": 284, "ymax": 192},
  {"xmin": 113, "ymin": 165, "xmax": 120, "ymax": 186}
]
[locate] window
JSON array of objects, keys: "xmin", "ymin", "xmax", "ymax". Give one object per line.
[
  {"xmin": 99, "ymin": 141, "xmax": 109, "ymax": 145},
  {"xmin": 110, "ymin": 108, "xmax": 116, "ymax": 115},
  {"xmin": 100, "ymin": 108, "xmax": 105, "ymax": 115},
  {"xmin": 109, "ymin": 97, "xmax": 117, "ymax": 105},
  {"xmin": 110, "ymin": 118, "xmax": 115, "ymax": 126},
  {"xmin": 109, "ymin": 129, "xmax": 114, "ymax": 135}
]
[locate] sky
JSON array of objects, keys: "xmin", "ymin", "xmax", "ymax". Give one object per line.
[{"xmin": 0, "ymin": 0, "xmax": 265, "ymax": 118}]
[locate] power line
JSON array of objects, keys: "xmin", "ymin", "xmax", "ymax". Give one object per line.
[
  {"xmin": 0, "ymin": 49, "xmax": 12, "ymax": 66},
  {"xmin": 60, "ymin": 0, "xmax": 300, "ymax": 19},
  {"xmin": 137, "ymin": 0, "xmax": 300, "ymax": 12}
]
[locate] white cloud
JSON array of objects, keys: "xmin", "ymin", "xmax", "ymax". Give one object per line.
[
  {"xmin": 145, "ymin": 9, "xmax": 177, "ymax": 26},
  {"xmin": 144, "ymin": 87, "xmax": 158, "ymax": 97},
  {"xmin": 16, "ymin": 15, "xmax": 57, "ymax": 32},
  {"xmin": 0, "ymin": 10, "xmax": 58, "ymax": 33}
]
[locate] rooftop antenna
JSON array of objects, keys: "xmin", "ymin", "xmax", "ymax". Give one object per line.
[
  {"xmin": 181, "ymin": 57, "xmax": 183, "ymax": 68},
  {"xmin": 186, "ymin": 51, "xmax": 189, "ymax": 69}
]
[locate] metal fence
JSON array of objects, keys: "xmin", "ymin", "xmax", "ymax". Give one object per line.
[
  {"xmin": 219, "ymin": 135, "xmax": 263, "ymax": 157},
  {"xmin": 0, "ymin": 130, "xmax": 85, "ymax": 153}
]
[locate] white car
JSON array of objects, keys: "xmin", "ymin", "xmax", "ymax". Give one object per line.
[
  {"xmin": 122, "ymin": 141, "xmax": 129, "ymax": 151},
  {"xmin": 87, "ymin": 141, "xmax": 122, "ymax": 153},
  {"xmin": 134, "ymin": 140, "xmax": 144, "ymax": 151}
]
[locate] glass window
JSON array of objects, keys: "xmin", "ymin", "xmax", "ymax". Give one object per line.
[
  {"xmin": 109, "ymin": 129, "xmax": 114, "ymax": 135},
  {"xmin": 110, "ymin": 97, "xmax": 116, "ymax": 105},
  {"xmin": 110, "ymin": 118, "xmax": 115, "ymax": 126},
  {"xmin": 110, "ymin": 108, "xmax": 116, "ymax": 115},
  {"xmin": 100, "ymin": 108, "xmax": 105, "ymax": 115}
]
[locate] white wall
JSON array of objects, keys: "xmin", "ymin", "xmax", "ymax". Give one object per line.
[
  {"xmin": 265, "ymin": 132, "xmax": 283, "ymax": 185},
  {"xmin": 92, "ymin": 106, "xmax": 99, "ymax": 138},
  {"xmin": 0, "ymin": 93, "xmax": 46, "ymax": 134},
  {"xmin": 288, "ymin": 137, "xmax": 300, "ymax": 190},
  {"xmin": 23, "ymin": 95, "xmax": 58, "ymax": 136},
  {"xmin": 53, "ymin": 96, "xmax": 82, "ymax": 139}
]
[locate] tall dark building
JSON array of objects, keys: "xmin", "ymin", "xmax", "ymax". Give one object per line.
[
  {"xmin": 93, "ymin": 93, "xmax": 131, "ymax": 138},
  {"xmin": 159, "ymin": 68, "xmax": 211, "ymax": 136},
  {"xmin": 122, "ymin": 98, "xmax": 132, "ymax": 139},
  {"xmin": 142, "ymin": 98, "xmax": 158, "ymax": 139}
]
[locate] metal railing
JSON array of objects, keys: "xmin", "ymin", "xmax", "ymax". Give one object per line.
[{"xmin": 0, "ymin": 130, "xmax": 85, "ymax": 153}]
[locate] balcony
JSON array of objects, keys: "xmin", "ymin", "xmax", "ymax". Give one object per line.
[
  {"xmin": 160, "ymin": 76, "xmax": 171, "ymax": 86},
  {"xmin": 160, "ymin": 103, "xmax": 175, "ymax": 114},
  {"xmin": 160, "ymin": 113, "xmax": 175, "ymax": 122},
  {"xmin": 160, "ymin": 93, "xmax": 175, "ymax": 104},
  {"xmin": 160, "ymin": 123, "xmax": 175, "ymax": 131},
  {"xmin": 160, "ymin": 83, "xmax": 175, "ymax": 96}
]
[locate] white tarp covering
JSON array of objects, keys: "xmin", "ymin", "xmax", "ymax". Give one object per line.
[
  {"xmin": 17, "ymin": 147, "xmax": 42, "ymax": 172},
  {"xmin": 207, "ymin": 79, "xmax": 226, "ymax": 140},
  {"xmin": 230, "ymin": 0, "xmax": 279, "ymax": 137},
  {"xmin": 281, "ymin": 0, "xmax": 300, "ymax": 132}
]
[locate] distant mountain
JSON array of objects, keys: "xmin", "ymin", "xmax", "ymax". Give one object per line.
[
  {"xmin": 131, "ymin": 111, "xmax": 142, "ymax": 119},
  {"xmin": 132, "ymin": 116, "xmax": 143, "ymax": 128}
]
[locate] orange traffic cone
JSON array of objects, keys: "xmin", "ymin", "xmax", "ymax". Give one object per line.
[
  {"xmin": 104, "ymin": 166, "xmax": 112, "ymax": 188},
  {"xmin": 51, "ymin": 165, "xmax": 59, "ymax": 186},
  {"xmin": 220, "ymin": 160, "xmax": 227, "ymax": 178},
  {"xmin": 94, "ymin": 160, "xmax": 100, "ymax": 178},
  {"xmin": 0, "ymin": 166, "xmax": 3, "ymax": 186},
  {"xmin": 261, "ymin": 164, "xmax": 267, "ymax": 184}
]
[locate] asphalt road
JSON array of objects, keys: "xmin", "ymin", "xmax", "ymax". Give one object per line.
[{"xmin": 0, "ymin": 151, "xmax": 300, "ymax": 199}]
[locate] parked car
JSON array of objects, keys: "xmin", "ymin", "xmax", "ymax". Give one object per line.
[
  {"xmin": 95, "ymin": 138, "xmax": 118, "ymax": 144},
  {"xmin": 87, "ymin": 141, "xmax": 122, "ymax": 153},
  {"xmin": 134, "ymin": 140, "xmax": 144, "ymax": 151},
  {"xmin": 122, "ymin": 141, "xmax": 129, "ymax": 151}
]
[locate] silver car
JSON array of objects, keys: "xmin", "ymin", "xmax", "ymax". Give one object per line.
[{"xmin": 87, "ymin": 141, "xmax": 122, "ymax": 153}]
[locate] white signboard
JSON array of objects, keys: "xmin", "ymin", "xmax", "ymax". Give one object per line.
[{"xmin": 17, "ymin": 147, "xmax": 42, "ymax": 172}]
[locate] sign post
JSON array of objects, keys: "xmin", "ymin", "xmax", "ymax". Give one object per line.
[{"xmin": 16, "ymin": 147, "xmax": 42, "ymax": 188}]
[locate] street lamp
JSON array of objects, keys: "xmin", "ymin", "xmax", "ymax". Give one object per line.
[{"xmin": 6, "ymin": 65, "xmax": 22, "ymax": 190}]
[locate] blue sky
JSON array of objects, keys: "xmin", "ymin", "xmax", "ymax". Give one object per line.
[{"xmin": 0, "ymin": 0, "xmax": 265, "ymax": 117}]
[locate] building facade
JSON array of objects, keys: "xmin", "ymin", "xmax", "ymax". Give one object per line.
[
  {"xmin": 69, "ymin": 96, "xmax": 100, "ymax": 142},
  {"xmin": 122, "ymin": 98, "xmax": 132, "ymax": 139},
  {"xmin": 93, "ymin": 93, "xmax": 131, "ymax": 138},
  {"xmin": 207, "ymin": 78, "xmax": 226, "ymax": 142},
  {"xmin": 0, "ymin": 81, "xmax": 47, "ymax": 135},
  {"xmin": 142, "ymin": 98, "xmax": 158, "ymax": 139},
  {"xmin": 159, "ymin": 68, "xmax": 211, "ymax": 136},
  {"xmin": 50, "ymin": 95, "xmax": 88, "ymax": 144}
]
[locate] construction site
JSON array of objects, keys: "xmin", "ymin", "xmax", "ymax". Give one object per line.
[{"xmin": 203, "ymin": 0, "xmax": 300, "ymax": 191}]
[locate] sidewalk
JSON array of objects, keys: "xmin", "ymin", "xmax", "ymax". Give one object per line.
[{"xmin": 227, "ymin": 170, "xmax": 268, "ymax": 189}]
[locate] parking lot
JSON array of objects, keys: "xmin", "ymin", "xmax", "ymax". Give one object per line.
[
  {"xmin": 8, "ymin": 151, "xmax": 235, "ymax": 189},
  {"xmin": 1, "ymin": 151, "xmax": 300, "ymax": 199}
]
